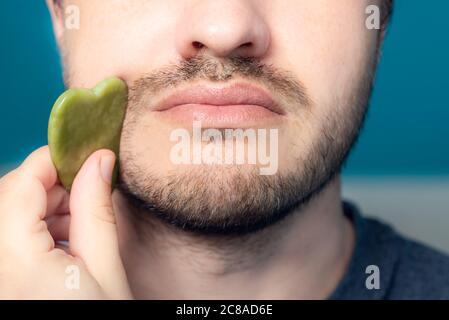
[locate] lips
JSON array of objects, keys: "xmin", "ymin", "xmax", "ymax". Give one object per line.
[{"xmin": 152, "ymin": 83, "xmax": 285, "ymax": 128}]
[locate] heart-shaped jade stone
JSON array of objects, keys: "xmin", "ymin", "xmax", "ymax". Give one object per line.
[{"xmin": 48, "ymin": 77, "xmax": 128, "ymax": 191}]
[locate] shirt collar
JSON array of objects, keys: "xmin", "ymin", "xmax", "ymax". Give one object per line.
[{"xmin": 329, "ymin": 201, "xmax": 403, "ymax": 299}]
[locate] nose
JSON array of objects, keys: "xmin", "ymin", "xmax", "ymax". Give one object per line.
[{"xmin": 175, "ymin": 0, "xmax": 271, "ymax": 59}]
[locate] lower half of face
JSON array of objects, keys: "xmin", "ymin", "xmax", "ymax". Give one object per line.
[
  {"xmin": 61, "ymin": 0, "xmax": 381, "ymax": 234},
  {"xmin": 117, "ymin": 58, "xmax": 375, "ymax": 235}
]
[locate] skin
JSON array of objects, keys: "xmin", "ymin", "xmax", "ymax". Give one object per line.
[{"xmin": 0, "ymin": 0, "xmax": 384, "ymax": 299}]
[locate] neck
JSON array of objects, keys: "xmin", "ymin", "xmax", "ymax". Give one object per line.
[{"xmin": 113, "ymin": 175, "xmax": 354, "ymax": 299}]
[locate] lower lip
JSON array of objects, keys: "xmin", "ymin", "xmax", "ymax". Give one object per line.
[{"xmin": 153, "ymin": 104, "xmax": 284, "ymax": 128}]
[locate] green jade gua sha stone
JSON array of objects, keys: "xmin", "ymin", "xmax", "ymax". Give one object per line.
[{"xmin": 48, "ymin": 77, "xmax": 128, "ymax": 191}]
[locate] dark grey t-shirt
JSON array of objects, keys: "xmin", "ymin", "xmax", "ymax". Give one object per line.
[{"xmin": 330, "ymin": 202, "xmax": 449, "ymax": 299}]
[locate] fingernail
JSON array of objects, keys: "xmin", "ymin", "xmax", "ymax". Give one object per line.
[{"xmin": 100, "ymin": 154, "xmax": 116, "ymax": 184}]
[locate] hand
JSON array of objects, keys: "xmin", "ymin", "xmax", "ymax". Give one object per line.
[{"xmin": 0, "ymin": 146, "xmax": 132, "ymax": 299}]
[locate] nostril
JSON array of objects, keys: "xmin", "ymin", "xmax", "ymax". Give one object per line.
[
  {"xmin": 192, "ymin": 41, "xmax": 205, "ymax": 49},
  {"xmin": 241, "ymin": 42, "xmax": 253, "ymax": 48}
]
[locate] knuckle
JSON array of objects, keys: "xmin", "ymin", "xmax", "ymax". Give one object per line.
[
  {"xmin": 1, "ymin": 174, "xmax": 45, "ymax": 206},
  {"xmin": 0, "ymin": 170, "xmax": 42, "ymax": 195},
  {"xmin": 0, "ymin": 169, "xmax": 19, "ymax": 193}
]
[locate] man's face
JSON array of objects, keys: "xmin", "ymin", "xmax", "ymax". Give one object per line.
[{"xmin": 54, "ymin": 0, "xmax": 381, "ymax": 234}]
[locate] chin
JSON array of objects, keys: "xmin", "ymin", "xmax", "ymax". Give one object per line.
[{"xmin": 117, "ymin": 161, "xmax": 323, "ymax": 236}]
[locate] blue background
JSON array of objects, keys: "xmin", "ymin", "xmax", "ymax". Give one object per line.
[{"xmin": 1, "ymin": 0, "xmax": 448, "ymax": 175}]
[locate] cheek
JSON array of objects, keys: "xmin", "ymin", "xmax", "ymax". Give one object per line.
[
  {"xmin": 268, "ymin": 0, "xmax": 378, "ymax": 118},
  {"xmin": 121, "ymin": 114, "xmax": 179, "ymax": 174},
  {"xmin": 63, "ymin": 1, "xmax": 181, "ymax": 88},
  {"xmin": 307, "ymin": 32, "xmax": 377, "ymax": 118},
  {"xmin": 265, "ymin": 1, "xmax": 379, "ymax": 168}
]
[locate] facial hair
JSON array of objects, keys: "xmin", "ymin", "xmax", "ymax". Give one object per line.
[{"xmin": 117, "ymin": 55, "xmax": 375, "ymax": 235}]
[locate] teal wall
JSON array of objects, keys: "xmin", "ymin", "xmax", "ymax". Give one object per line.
[{"xmin": 1, "ymin": 0, "xmax": 448, "ymax": 175}]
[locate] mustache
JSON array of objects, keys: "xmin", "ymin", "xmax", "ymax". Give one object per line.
[{"xmin": 128, "ymin": 55, "xmax": 312, "ymax": 108}]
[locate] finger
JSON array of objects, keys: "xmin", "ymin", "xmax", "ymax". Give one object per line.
[
  {"xmin": 46, "ymin": 185, "xmax": 70, "ymax": 216},
  {"xmin": 0, "ymin": 146, "xmax": 58, "ymax": 253},
  {"xmin": 69, "ymin": 149, "xmax": 131, "ymax": 299},
  {"xmin": 18, "ymin": 146, "xmax": 58, "ymax": 192},
  {"xmin": 0, "ymin": 146, "xmax": 59, "ymax": 223},
  {"xmin": 46, "ymin": 214, "xmax": 70, "ymax": 241}
]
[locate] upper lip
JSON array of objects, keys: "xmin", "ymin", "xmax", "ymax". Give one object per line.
[{"xmin": 154, "ymin": 82, "xmax": 284, "ymax": 115}]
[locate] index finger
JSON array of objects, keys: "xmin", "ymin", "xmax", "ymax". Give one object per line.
[
  {"xmin": 0, "ymin": 146, "xmax": 58, "ymax": 223},
  {"xmin": 17, "ymin": 145, "xmax": 58, "ymax": 191},
  {"xmin": 0, "ymin": 146, "xmax": 60, "ymax": 253}
]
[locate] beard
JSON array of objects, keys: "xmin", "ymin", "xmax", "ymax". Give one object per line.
[{"xmin": 117, "ymin": 55, "xmax": 376, "ymax": 235}]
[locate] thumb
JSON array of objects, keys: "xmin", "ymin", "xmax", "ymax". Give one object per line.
[{"xmin": 69, "ymin": 149, "xmax": 131, "ymax": 299}]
